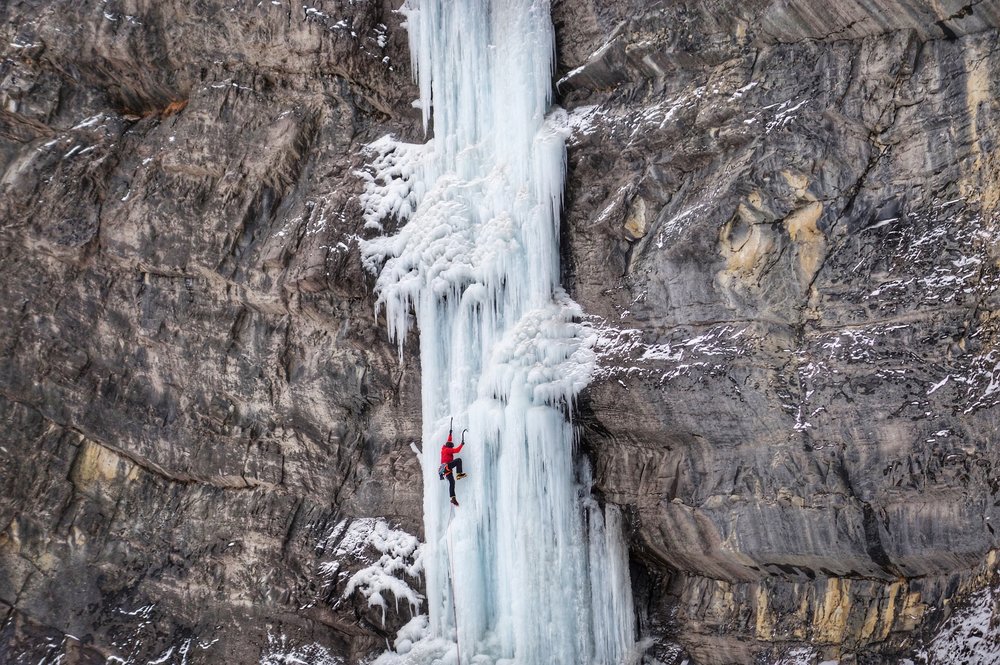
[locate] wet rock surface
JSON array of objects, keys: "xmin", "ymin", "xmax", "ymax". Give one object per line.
[{"xmin": 1, "ymin": 0, "xmax": 1000, "ymax": 663}]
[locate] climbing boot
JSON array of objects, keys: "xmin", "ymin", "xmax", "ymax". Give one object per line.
[
  {"xmin": 456, "ymin": 473, "xmax": 468, "ymax": 479},
  {"xmin": 450, "ymin": 496, "xmax": 459, "ymax": 507}
]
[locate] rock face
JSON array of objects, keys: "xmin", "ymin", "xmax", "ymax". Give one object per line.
[
  {"xmin": 0, "ymin": 0, "xmax": 424, "ymax": 661},
  {"xmin": 1, "ymin": 0, "xmax": 999, "ymax": 663},
  {"xmin": 551, "ymin": 0, "xmax": 1000, "ymax": 662}
]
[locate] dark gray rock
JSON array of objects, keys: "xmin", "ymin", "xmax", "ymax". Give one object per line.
[
  {"xmin": 1, "ymin": 0, "xmax": 423, "ymax": 661},
  {"xmin": 553, "ymin": 0, "xmax": 1000, "ymax": 662},
  {"xmin": 2, "ymin": 0, "xmax": 1000, "ymax": 663}
]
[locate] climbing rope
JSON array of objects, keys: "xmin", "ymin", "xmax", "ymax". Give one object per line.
[{"xmin": 447, "ymin": 506, "xmax": 462, "ymax": 665}]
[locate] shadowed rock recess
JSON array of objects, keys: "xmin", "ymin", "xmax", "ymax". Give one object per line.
[{"xmin": 1, "ymin": 0, "xmax": 999, "ymax": 663}]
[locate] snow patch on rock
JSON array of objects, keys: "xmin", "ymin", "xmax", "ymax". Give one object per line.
[{"xmin": 318, "ymin": 518, "xmax": 424, "ymax": 625}]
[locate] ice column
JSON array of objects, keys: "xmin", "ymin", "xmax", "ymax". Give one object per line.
[{"xmin": 361, "ymin": 0, "xmax": 635, "ymax": 663}]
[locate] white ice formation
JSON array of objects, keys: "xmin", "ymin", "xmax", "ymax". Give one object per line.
[{"xmin": 359, "ymin": 0, "xmax": 636, "ymax": 663}]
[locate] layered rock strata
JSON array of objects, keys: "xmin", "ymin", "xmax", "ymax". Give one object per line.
[
  {"xmin": 553, "ymin": 0, "xmax": 1000, "ymax": 662},
  {"xmin": 1, "ymin": 0, "xmax": 1000, "ymax": 663},
  {"xmin": 1, "ymin": 1, "xmax": 423, "ymax": 661}
]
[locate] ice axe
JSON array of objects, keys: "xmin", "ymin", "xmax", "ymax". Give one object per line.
[{"xmin": 447, "ymin": 418, "xmax": 468, "ymax": 445}]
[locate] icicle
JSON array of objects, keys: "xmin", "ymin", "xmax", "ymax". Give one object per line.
[{"xmin": 361, "ymin": 1, "xmax": 636, "ymax": 663}]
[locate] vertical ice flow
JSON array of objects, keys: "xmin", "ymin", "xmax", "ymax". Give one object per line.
[{"xmin": 361, "ymin": 0, "xmax": 636, "ymax": 663}]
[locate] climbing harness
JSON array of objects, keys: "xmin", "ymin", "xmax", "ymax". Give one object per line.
[{"xmin": 440, "ymin": 423, "xmax": 469, "ymax": 480}]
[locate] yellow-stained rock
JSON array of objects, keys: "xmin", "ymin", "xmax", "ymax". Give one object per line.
[
  {"xmin": 69, "ymin": 526, "xmax": 87, "ymax": 550},
  {"xmin": 755, "ymin": 586, "xmax": 775, "ymax": 640},
  {"xmin": 783, "ymin": 201, "xmax": 825, "ymax": 285},
  {"xmin": 813, "ymin": 577, "xmax": 852, "ymax": 643},
  {"xmin": 781, "ymin": 170, "xmax": 818, "ymax": 202},
  {"xmin": 624, "ymin": 197, "xmax": 648, "ymax": 239},
  {"xmin": 719, "ymin": 209, "xmax": 776, "ymax": 275},
  {"xmin": 784, "ymin": 202, "xmax": 823, "ymax": 242},
  {"xmin": 698, "ymin": 580, "xmax": 736, "ymax": 622},
  {"xmin": 0, "ymin": 518, "xmax": 22, "ymax": 553},
  {"xmin": 859, "ymin": 592, "xmax": 881, "ymax": 641},
  {"xmin": 70, "ymin": 440, "xmax": 139, "ymax": 498},
  {"xmin": 898, "ymin": 590, "xmax": 928, "ymax": 632}
]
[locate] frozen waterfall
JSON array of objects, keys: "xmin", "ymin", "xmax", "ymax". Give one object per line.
[{"xmin": 360, "ymin": 0, "xmax": 636, "ymax": 663}]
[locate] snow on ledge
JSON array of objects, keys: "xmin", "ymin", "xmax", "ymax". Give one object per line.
[{"xmin": 318, "ymin": 517, "xmax": 424, "ymax": 625}]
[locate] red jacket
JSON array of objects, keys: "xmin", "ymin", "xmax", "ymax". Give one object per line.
[{"xmin": 440, "ymin": 435, "xmax": 464, "ymax": 463}]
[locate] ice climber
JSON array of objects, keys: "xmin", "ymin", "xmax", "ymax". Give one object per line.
[{"xmin": 439, "ymin": 424, "xmax": 467, "ymax": 506}]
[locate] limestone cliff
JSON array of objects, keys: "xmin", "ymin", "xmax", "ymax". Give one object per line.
[
  {"xmin": 553, "ymin": 0, "xmax": 1000, "ymax": 662},
  {"xmin": 1, "ymin": 0, "xmax": 999, "ymax": 663},
  {"xmin": 1, "ymin": 0, "xmax": 424, "ymax": 661}
]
